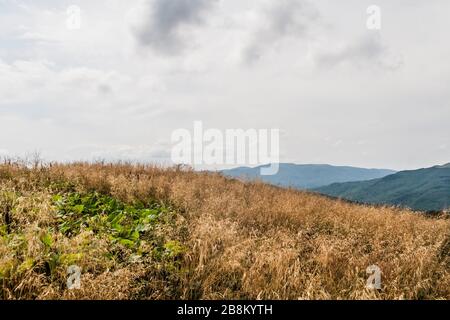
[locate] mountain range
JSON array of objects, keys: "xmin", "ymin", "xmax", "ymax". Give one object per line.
[
  {"xmin": 221, "ymin": 163, "xmax": 450, "ymax": 212},
  {"xmin": 221, "ymin": 163, "xmax": 396, "ymax": 189},
  {"xmin": 315, "ymin": 163, "xmax": 450, "ymax": 212}
]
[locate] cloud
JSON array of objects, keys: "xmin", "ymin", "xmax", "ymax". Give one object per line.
[
  {"xmin": 242, "ymin": 0, "xmax": 319, "ymax": 64},
  {"xmin": 19, "ymin": 32, "xmax": 59, "ymax": 43},
  {"xmin": 314, "ymin": 33, "xmax": 403, "ymax": 71},
  {"xmin": 1, "ymin": 1, "xmax": 450, "ymax": 170},
  {"xmin": 65, "ymin": 143, "xmax": 172, "ymax": 163},
  {"xmin": 0, "ymin": 149, "xmax": 10, "ymax": 157},
  {"xmin": 0, "ymin": 59, "xmax": 166, "ymax": 124},
  {"xmin": 129, "ymin": 0, "xmax": 217, "ymax": 55}
]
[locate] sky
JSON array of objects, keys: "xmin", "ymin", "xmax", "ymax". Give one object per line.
[{"xmin": 0, "ymin": 0, "xmax": 449, "ymax": 171}]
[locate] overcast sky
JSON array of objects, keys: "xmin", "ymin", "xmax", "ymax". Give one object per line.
[{"xmin": 1, "ymin": 0, "xmax": 449, "ymax": 171}]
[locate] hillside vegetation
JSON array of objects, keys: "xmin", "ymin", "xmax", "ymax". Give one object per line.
[
  {"xmin": 0, "ymin": 161, "xmax": 449, "ymax": 299},
  {"xmin": 316, "ymin": 164, "xmax": 450, "ymax": 212}
]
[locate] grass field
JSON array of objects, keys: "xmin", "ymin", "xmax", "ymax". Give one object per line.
[{"xmin": 0, "ymin": 160, "xmax": 449, "ymax": 299}]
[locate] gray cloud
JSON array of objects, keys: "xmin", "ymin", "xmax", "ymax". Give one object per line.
[
  {"xmin": 132, "ymin": 0, "xmax": 216, "ymax": 54},
  {"xmin": 242, "ymin": 0, "xmax": 319, "ymax": 64},
  {"xmin": 314, "ymin": 33, "xmax": 403, "ymax": 71}
]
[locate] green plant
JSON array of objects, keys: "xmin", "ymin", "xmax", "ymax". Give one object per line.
[{"xmin": 53, "ymin": 192, "xmax": 175, "ymax": 254}]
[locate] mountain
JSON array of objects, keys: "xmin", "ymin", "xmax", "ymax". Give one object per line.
[
  {"xmin": 221, "ymin": 163, "xmax": 396, "ymax": 189},
  {"xmin": 315, "ymin": 163, "xmax": 450, "ymax": 212}
]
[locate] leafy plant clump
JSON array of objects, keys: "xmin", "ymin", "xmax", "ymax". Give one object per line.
[
  {"xmin": 1, "ymin": 187, "xmax": 187, "ymax": 299},
  {"xmin": 52, "ymin": 192, "xmax": 176, "ymax": 250}
]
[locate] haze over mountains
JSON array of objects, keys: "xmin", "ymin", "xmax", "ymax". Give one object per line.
[
  {"xmin": 316, "ymin": 163, "xmax": 450, "ymax": 212},
  {"xmin": 221, "ymin": 163, "xmax": 450, "ymax": 212},
  {"xmin": 221, "ymin": 163, "xmax": 396, "ymax": 189}
]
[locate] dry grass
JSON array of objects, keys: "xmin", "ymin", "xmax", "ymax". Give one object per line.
[{"xmin": 0, "ymin": 160, "xmax": 449, "ymax": 300}]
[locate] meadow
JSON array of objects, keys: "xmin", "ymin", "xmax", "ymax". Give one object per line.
[{"xmin": 0, "ymin": 160, "xmax": 449, "ymax": 299}]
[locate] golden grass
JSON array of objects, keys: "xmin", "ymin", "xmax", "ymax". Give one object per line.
[{"xmin": 0, "ymin": 161, "xmax": 449, "ymax": 299}]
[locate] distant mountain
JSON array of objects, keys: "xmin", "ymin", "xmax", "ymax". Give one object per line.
[
  {"xmin": 315, "ymin": 163, "xmax": 450, "ymax": 212},
  {"xmin": 221, "ymin": 163, "xmax": 396, "ymax": 189}
]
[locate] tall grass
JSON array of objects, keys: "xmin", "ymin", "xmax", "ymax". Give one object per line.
[{"xmin": 0, "ymin": 161, "xmax": 449, "ymax": 299}]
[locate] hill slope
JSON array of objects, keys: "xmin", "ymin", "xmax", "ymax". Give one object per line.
[
  {"xmin": 0, "ymin": 161, "xmax": 449, "ymax": 299},
  {"xmin": 221, "ymin": 163, "xmax": 395, "ymax": 189},
  {"xmin": 315, "ymin": 164, "xmax": 450, "ymax": 212}
]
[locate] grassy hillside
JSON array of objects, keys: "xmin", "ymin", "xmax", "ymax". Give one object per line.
[
  {"xmin": 0, "ymin": 161, "xmax": 449, "ymax": 300},
  {"xmin": 315, "ymin": 164, "xmax": 450, "ymax": 212},
  {"xmin": 222, "ymin": 163, "xmax": 396, "ymax": 189}
]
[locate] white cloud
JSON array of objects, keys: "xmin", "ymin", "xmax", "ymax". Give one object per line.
[
  {"xmin": 65, "ymin": 143, "xmax": 172, "ymax": 163},
  {"xmin": 0, "ymin": 0, "xmax": 450, "ymax": 169},
  {"xmin": 313, "ymin": 33, "xmax": 403, "ymax": 70},
  {"xmin": 19, "ymin": 31, "xmax": 59, "ymax": 43},
  {"xmin": 0, "ymin": 149, "xmax": 10, "ymax": 157}
]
